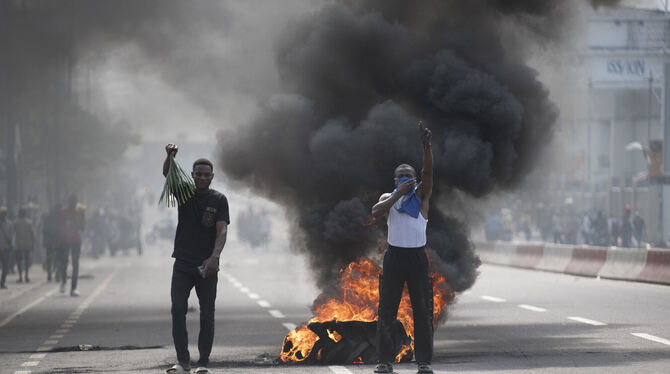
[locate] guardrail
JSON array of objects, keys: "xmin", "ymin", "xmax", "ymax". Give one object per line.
[{"xmin": 476, "ymin": 241, "xmax": 670, "ymax": 285}]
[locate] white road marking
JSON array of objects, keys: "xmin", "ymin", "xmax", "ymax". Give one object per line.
[
  {"xmin": 567, "ymin": 316, "xmax": 607, "ymax": 326},
  {"xmin": 632, "ymin": 333, "xmax": 670, "ymax": 346},
  {"xmin": 269, "ymin": 310, "xmax": 285, "ymax": 318},
  {"xmin": 29, "ymin": 354, "xmax": 46, "ymax": 359},
  {"xmin": 257, "ymin": 300, "xmax": 271, "ymax": 308},
  {"xmin": 248, "ymin": 293, "xmax": 260, "ymax": 300},
  {"xmin": 55, "ymin": 329, "xmax": 68, "ymax": 334},
  {"xmin": 329, "ymin": 366, "xmax": 353, "ymax": 374},
  {"xmin": 481, "ymin": 295, "xmax": 506, "ymax": 303},
  {"xmin": 518, "ymin": 304, "xmax": 547, "ymax": 312},
  {"xmin": 283, "ymin": 322, "xmax": 297, "ymax": 331},
  {"xmin": 43, "ymin": 340, "xmax": 59, "ymax": 345},
  {"xmin": 49, "ymin": 335, "xmax": 64, "ymax": 339},
  {"xmin": 0, "ymin": 289, "xmax": 57, "ymax": 329},
  {"xmin": 20, "ymin": 362, "xmax": 39, "ymax": 367},
  {"xmin": 14, "ymin": 371, "xmax": 32, "ymax": 374},
  {"xmin": 60, "ymin": 324, "xmax": 73, "ymax": 329},
  {"xmin": 240, "ymin": 287, "xmax": 249, "ymax": 293},
  {"xmin": 35, "ymin": 347, "xmax": 50, "ymax": 352}
]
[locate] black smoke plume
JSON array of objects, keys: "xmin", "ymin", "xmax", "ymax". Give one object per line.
[{"xmin": 217, "ymin": 0, "xmax": 623, "ymax": 289}]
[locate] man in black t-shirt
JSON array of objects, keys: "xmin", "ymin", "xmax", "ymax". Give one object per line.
[{"xmin": 163, "ymin": 144, "xmax": 229, "ymax": 374}]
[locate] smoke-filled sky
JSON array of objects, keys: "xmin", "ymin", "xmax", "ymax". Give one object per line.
[{"xmin": 4, "ymin": 0, "xmax": 632, "ymax": 290}]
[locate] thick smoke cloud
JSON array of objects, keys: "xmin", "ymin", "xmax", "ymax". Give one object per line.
[{"xmin": 217, "ymin": 0, "xmax": 626, "ymax": 289}]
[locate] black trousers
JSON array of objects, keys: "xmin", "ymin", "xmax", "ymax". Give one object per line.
[
  {"xmin": 376, "ymin": 246, "xmax": 433, "ymax": 364},
  {"xmin": 59, "ymin": 243, "xmax": 81, "ymax": 290},
  {"xmin": 171, "ymin": 260, "xmax": 218, "ymax": 367},
  {"xmin": 15, "ymin": 249, "xmax": 32, "ymax": 279},
  {"xmin": 0, "ymin": 249, "xmax": 9, "ymax": 286}
]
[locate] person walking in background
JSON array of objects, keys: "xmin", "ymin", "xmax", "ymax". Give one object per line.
[
  {"xmin": 58, "ymin": 195, "xmax": 86, "ymax": 296},
  {"xmin": 42, "ymin": 205, "xmax": 61, "ymax": 282},
  {"xmin": 0, "ymin": 207, "xmax": 13, "ymax": 289},
  {"xmin": 633, "ymin": 212, "xmax": 646, "ymax": 249},
  {"xmin": 552, "ymin": 212, "xmax": 563, "ymax": 244},
  {"xmin": 580, "ymin": 212, "xmax": 592, "ymax": 245},
  {"xmin": 620, "ymin": 204, "xmax": 633, "ymax": 248},
  {"xmin": 13, "ymin": 208, "xmax": 35, "ymax": 283},
  {"xmin": 608, "ymin": 214, "xmax": 619, "ymax": 246}
]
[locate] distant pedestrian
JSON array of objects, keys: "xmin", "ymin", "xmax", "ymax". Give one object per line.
[
  {"xmin": 593, "ymin": 211, "xmax": 608, "ymax": 246},
  {"xmin": 13, "ymin": 208, "xmax": 35, "ymax": 283},
  {"xmin": 163, "ymin": 144, "xmax": 229, "ymax": 374},
  {"xmin": 633, "ymin": 212, "xmax": 646, "ymax": 249},
  {"xmin": 608, "ymin": 214, "xmax": 619, "ymax": 246},
  {"xmin": 620, "ymin": 205, "xmax": 633, "ymax": 248},
  {"xmin": 580, "ymin": 213, "xmax": 592, "ymax": 245},
  {"xmin": 58, "ymin": 195, "xmax": 86, "ymax": 296},
  {"xmin": 0, "ymin": 207, "xmax": 13, "ymax": 289},
  {"xmin": 42, "ymin": 205, "xmax": 61, "ymax": 282},
  {"xmin": 552, "ymin": 213, "xmax": 563, "ymax": 244}
]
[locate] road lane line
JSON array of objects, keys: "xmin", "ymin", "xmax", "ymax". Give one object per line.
[
  {"xmin": 283, "ymin": 322, "xmax": 297, "ymax": 331},
  {"xmin": 14, "ymin": 371, "xmax": 31, "ymax": 374},
  {"xmin": 481, "ymin": 295, "xmax": 506, "ymax": 303},
  {"xmin": 0, "ymin": 289, "xmax": 57, "ymax": 329},
  {"xmin": 43, "ymin": 340, "xmax": 59, "ymax": 345},
  {"xmin": 257, "ymin": 300, "xmax": 271, "ymax": 308},
  {"xmin": 29, "ymin": 354, "xmax": 45, "ymax": 359},
  {"xmin": 329, "ymin": 366, "xmax": 353, "ymax": 374},
  {"xmin": 632, "ymin": 333, "xmax": 670, "ymax": 346},
  {"xmin": 240, "ymin": 287, "xmax": 249, "ymax": 293},
  {"xmin": 567, "ymin": 316, "xmax": 607, "ymax": 326},
  {"xmin": 49, "ymin": 334, "xmax": 64, "ymax": 339},
  {"xmin": 35, "ymin": 347, "xmax": 50, "ymax": 352},
  {"xmin": 269, "ymin": 310, "xmax": 285, "ymax": 318},
  {"xmin": 248, "ymin": 293, "xmax": 260, "ymax": 299},
  {"xmin": 55, "ymin": 329, "xmax": 68, "ymax": 334},
  {"xmin": 518, "ymin": 304, "xmax": 547, "ymax": 312},
  {"xmin": 20, "ymin": 362, "xmax": 39, "ymax": 367}
]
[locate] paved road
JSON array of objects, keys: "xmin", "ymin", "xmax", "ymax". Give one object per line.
[{"xmin": 1, "ymin": 242, "xmax": 669, "ymax": 374}]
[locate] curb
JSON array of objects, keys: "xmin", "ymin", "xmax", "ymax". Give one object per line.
[{"xmin": 475, "ymin": 241, "xmax": 670, "ymax": 286}]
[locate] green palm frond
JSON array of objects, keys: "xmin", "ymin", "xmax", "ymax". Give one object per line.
[{"xmin": 159, "ymin": 156, "xmax": 195, "ymax": 207}]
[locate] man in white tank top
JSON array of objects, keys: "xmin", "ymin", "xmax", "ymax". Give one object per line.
[{"xmin": 371, "ymin": 122, "xmax": 433, "ymax": 374}]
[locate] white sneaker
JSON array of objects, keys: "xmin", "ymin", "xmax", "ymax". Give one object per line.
[
  {"xmin": 70, "ymin": 289, "xmax": 80, "ymax": 297},
  {"xmin": 60, "ymin": 283, "xmax": 66, "ymax": 293}
]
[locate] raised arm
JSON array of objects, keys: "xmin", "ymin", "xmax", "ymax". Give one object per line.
[
  {"xmin": 417, "ymin": 122, "xmax": 432, "ymax": 201},
  {"xmin": 163, "ymin": 144, "xmax": 178, "ymax": 177}
]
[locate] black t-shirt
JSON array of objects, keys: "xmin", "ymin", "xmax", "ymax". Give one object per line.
[{"xmin": 172, "ymin": 188, "xmax": 230, "ymax": 266}]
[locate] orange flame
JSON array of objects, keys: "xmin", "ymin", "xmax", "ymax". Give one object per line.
[{"xmin": 280, "ymin": 257, "xmax": 453, "ymax": 363}]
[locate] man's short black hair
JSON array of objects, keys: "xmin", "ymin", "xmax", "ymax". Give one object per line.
[{"xmin": 193, "ymin": 158, "xmax": 214, "ymax": 171}]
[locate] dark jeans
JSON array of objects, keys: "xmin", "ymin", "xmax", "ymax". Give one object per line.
[
  {"xmin": 45, "ymin": 246, "xmax": 57, "ymax": 281},
  {"xmin": 376, "ymin": 246, "xmax": 433, "ymax": 364},
  {"xmin": 171, "ymin": 260, "xmax": 218, "ymax": 367},
  {"xmin": 0, "ymin": 249, "xmax": 9, "ymax": 286},
  {"xmin": 15, "ymin": 249, "xmax": 32, "ymax": 280},
  {"xmin": 59, "ymin": 243, "xmax": 81, "ymax": 290}
]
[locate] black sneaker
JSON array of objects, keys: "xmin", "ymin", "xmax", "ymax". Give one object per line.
[
  {"xmin": 417, "ymin": 361, "xmax": 433, "ymax": 374},
  {"xmin": 374, "ymin": 362, "xmax": 393, "ymax": 373}
]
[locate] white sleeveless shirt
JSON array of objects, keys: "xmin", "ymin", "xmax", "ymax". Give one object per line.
[{"xmin": 387, "ymin": 204, "xmax": 428, "ymax": 248}]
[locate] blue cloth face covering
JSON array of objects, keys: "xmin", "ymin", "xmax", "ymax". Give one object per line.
[{"xmin": 393, "ymin": 177, "xmax": 422, "ymax": 218}]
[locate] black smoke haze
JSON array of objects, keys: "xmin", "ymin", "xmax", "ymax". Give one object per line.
[{"xmin": 217, "ymin": 0, "xmax": 617, "ymax": 290}]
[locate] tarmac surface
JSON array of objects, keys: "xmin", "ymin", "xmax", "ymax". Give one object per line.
[{"xmin": 1, "ymin": 241, "xmax": 669, "ymax": 374}]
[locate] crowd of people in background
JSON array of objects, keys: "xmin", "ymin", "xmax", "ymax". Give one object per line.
[
  {"xmin": 0, "ymin": 194, "xmax": 144, "ymax": 292},
  {"xmin": 485, "ymin": 203, "xmax": 648, "ymax": 249}
]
